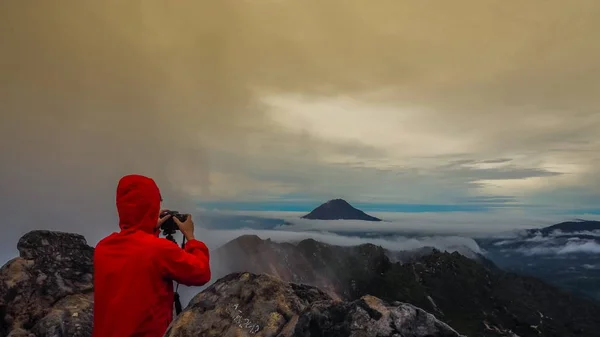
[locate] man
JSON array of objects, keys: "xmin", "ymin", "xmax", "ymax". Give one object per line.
[{"xmin": 93, "ymin": 174, "xmax": 211, "ymax": 337}]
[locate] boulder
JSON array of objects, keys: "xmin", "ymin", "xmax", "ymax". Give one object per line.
[
  {"xmin": 31, "ymin": 293, "xmax": 93, "ymax": 337},
  {"xmin": 294, "ymin": 295, "xmax": 462, "ymax": 337},
  {"xmin": 164, "ymin": 272, "xmax": 332, "ymax": 337},
  {"xmin": 0, "ymin": 231, "xmax": 94, "ymax": 337}
]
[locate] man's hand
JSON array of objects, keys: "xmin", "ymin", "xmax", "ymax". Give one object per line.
[
  {"xmin": 157, "ymin": 209, "xmax": 172, "ymax": 229},
  {"xmin": 174, "ymin": 214, "xmax": 195, "ymax": 240}
]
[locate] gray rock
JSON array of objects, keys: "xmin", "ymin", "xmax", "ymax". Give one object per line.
[
  {"xmin": 6, "ymin": 328, "xmax": 35, "ymax": 337},
  {"xmin": 164, "ymin": 272, "xmax": 332, "ymax": 337},
  {"xmin": 294, "ymin": 295, "xmax": 463, "ymax": 337},
  {"xmin": 0, "ymin": 231, "xmax": 94, "ymax": 337},
  {"xmin": 164, "ymin": 272, "xmax": 462, "ymax": 337},
  {"xmin": 31, "ymin": 293, "xmax": 94, "ymax": 337}
]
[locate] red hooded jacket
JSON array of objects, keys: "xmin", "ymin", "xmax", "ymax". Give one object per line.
[{"xmin": 93, "ymin": 175, "xmax": 211, "ymax": 337}]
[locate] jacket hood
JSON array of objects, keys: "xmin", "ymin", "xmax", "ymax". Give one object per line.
[{"xmin": 116, "ymin": 174, "xmax": 161, "ymax": 234}]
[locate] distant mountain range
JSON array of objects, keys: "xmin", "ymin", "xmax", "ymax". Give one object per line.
[
  {"xmin": 526, "ymin": 219, "xmax": 600, "ymax": 236},
  {"xmin": 477, "ymin": 219, "xmax": 600, "ymax": 303},
  {"xmin": 301, "ymin": 199, "xmax": 382, "ymax": 221}
]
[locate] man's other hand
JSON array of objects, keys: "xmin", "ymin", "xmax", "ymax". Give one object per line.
[
  {"xmin": 157, "ymin": 209, "xmax": 172, "ymax": 229},
  {"xmin": 174, "ymin": 214, "xmax": 195, "ymax": 240}
]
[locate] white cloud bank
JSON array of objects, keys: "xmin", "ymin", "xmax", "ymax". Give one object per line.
[
  {"xmin": 515, "ymin": 240, "xmax": 600, "ymax": 256},
  {"xmin": 194, "ymin": 227, "xmax": 483, "ymax": 255},
  {"xmin": 203, "ymin": 209, "xmax": 600, "ymax": 237}
]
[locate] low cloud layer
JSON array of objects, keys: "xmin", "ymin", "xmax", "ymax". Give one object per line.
[
  {"xmin": 489, "ymin": 227, "xmax": 600, "ymax": 256},
  {"xmin": 209, "ymin": 210, "xmax": 600, "ymax": 236},
  {"xmin": 515, "ymin": 240, "xmax": 600, "ymax": 256},
  {"xmin": 1, "ymin": 210, "xmax": 493, "ymax": 264},
  {"xmin": 176, "ymin": 227, "xmax": 485, "ymax": 306},
  {"xmin": 196, "ymin": 227, "xmax": 483, "ymax": 255}
]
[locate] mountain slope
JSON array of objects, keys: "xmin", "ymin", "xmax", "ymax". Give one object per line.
[
  {"xmin": 301, "ymin": 199, "xmax": 382, "ymax": 221},
  {"xmin": 213, "ymin": 235, "xmax": 600, "ymax": 337}
]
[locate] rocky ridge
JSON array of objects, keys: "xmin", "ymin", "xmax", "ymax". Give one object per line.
[
  {"xmin": 1, "ymin": 230, "xmax": 462, "ymax": 337},
  {"xmin": 212, "ymin": 235, "xmax": 600, "ymax": 337}
]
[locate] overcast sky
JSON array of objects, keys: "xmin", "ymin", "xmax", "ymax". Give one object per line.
[{"xmin": 1, "ymin": 1, "xmax": 599, "ymax": 260}]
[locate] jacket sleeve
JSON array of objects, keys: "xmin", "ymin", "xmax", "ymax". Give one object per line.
[{"xmin": 156, "ymin": 239, "xmax": 211, "ymax": 286}]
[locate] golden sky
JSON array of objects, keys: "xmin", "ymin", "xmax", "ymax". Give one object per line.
[{"xmin": 1, "ymin": 0, "xmax": 599, "ymax": 221}]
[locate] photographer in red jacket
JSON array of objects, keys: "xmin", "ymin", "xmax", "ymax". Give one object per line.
[{"xmin": 93, "ymin": 174, "xmax": 211, "ymax": 337}]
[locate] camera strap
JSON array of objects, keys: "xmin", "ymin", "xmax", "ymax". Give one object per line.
[{"xmin": 173, "ymin": 236, "xmax": 187, "ymax": 316}]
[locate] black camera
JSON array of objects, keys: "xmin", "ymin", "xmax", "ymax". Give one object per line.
[{"xmin": 160, "ymin": 210, "xmax": 188, "ymax": 235}]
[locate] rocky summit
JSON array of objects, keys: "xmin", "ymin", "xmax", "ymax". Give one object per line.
[{"xmin": 1, "ymin": 230, "xmax": 463, "ymax": 337}]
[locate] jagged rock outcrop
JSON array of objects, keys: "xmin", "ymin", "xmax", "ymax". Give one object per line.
[
  {"xmin": 0, "ymin": 231, "xmax": 94, "ymax": 337},
  {"xmin": 165, "ymin": 272, "xmax": 462, "ymax": 337}
]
